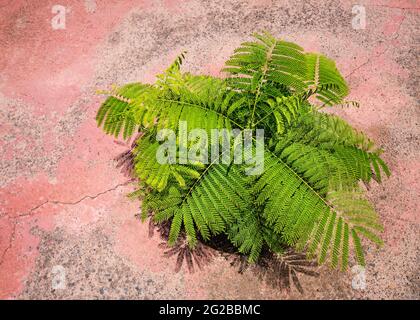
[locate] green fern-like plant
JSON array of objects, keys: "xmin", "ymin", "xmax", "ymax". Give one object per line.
[{"xmin": 96, "ymin": 32, "xmax": 390, "ymax": 272}]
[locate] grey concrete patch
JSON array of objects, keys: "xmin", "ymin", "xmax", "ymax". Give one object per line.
[{"xmin": 20, "ymin": 227, "xmax": 185, "ymax": 299}]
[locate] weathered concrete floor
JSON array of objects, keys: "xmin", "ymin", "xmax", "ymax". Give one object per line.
[{"xmin": 0, "ymin": 0, "xmax": 419, "ymax": 299}]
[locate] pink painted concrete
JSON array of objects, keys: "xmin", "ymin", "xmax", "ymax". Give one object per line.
[{"xmin": 0, "ymin": 0, "xmax": 419, "ymax": 299}]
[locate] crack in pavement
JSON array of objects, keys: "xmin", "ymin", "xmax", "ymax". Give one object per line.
[
  {"xmin": 0, "ymin": 179, "xmax": 135, "ymax": 267},
  {"xmin": 14, "ymin": 179, "xmax": 135, "ymax": 219},
  {"xmin": 0, "ymin": 222, "xmax": 16, "ymax": 267},
  {"xmin": 345, "ymin": 14, "xmax": 406, "ymax": 79}
]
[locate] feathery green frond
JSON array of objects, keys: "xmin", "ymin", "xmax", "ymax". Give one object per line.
[
  {"xmin": 133, "ymin": 134, "xmax": 202, "ymax": 191},
  {"xmin": 305, "ymin": 53, "xmax": 348, "ymax": 106},
  {"xmin": 149, "ymin": 164, "xmax": 252, "ymax": 247},
  {"xmin": 254, "ymin": 151, "xmax": 383, "ymax": 269},
  {"xmin": 96, "ymin": 83, "xmax": 150, "ymax": 139},
  {"xmin": 224, "ymin": 32, "xmax": 307, "ymax": 95}
]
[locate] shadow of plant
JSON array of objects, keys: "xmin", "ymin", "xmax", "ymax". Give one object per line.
[{"xmin": 206, "ymin": 234, "xmax": 319, "ymax": 294}]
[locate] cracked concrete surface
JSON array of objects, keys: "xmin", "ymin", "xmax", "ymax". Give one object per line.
[{"xmin": 0, "ymin": 0, "xmax": 419, "ymax": 299}]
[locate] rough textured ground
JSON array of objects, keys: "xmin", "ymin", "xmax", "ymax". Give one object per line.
[{"xmin": 0, "ymin": 0, "xmax": 419, "ymax": 299}]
